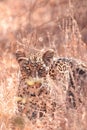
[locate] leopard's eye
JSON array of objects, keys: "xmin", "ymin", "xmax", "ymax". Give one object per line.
[{"xmin": 38, "ymin": 66, "xmax": 47, "ymax": 77}]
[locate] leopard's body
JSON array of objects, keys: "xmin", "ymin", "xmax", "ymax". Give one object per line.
[{"xmin": 15, "ymin": 50, "xmax": 87, "ymax": 122}]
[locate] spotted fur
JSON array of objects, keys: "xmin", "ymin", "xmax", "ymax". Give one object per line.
[{"xmin": 15, "ymin": 50, "xmax": 87, "ymax": 121}]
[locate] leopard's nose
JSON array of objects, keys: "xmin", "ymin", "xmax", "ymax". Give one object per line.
[{"xmin": 31, "ymin": 70, "xmax": 38, "ymax": 78}]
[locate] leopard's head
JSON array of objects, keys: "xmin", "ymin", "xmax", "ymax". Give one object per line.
[{"xmin": 15, "ymin": 50, "xmax": 54, "ymax": 81}]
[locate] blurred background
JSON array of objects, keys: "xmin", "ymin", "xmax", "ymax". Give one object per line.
[{"xmin": 0, "ymin": 0, "xmax": 87, "ymax": 60}]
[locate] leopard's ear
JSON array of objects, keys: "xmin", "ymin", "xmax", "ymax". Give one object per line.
[
  {"xmin": 42, "ymin": 50, "xmax": 54, "ymax": 66},
  {"xmin": 15, "ymin": 51, "xmax": 28, "ymax": 64}
]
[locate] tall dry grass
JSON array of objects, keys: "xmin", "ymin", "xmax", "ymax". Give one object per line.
[{"xmin": 0, "ymin": 0, "xmax": 87, "ymax": 130}]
